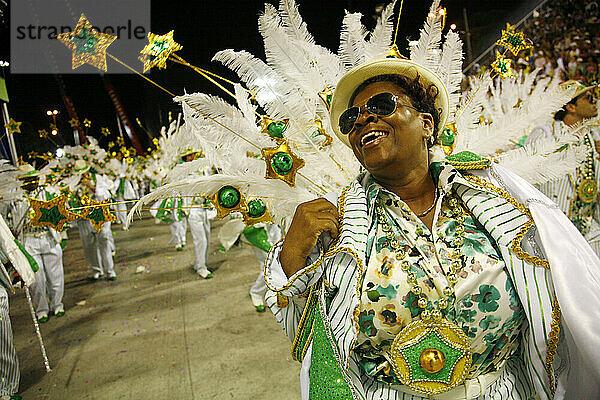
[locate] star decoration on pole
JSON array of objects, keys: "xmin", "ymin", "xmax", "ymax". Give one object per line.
[
  {"xmin": 495, "ymin": 23, "xmax": 533, "ymax": 57},
  {"xmin": 27, "ymin": 151, "xmax": 38, "ymax": 160},
  {"xmin": 29, "ymin": 194, "xmax": 79, "ymax": 231},
  {"xmin": 57, "ymin": 14, "xmax": 117, "ymax": 71},
  {"xmin": 101, "ymin": 127, "xmax": 111, "ymax": 137},
  {"xmin": 69, "ymin": 118, "xmax": 80, "ymax": 128},
  {"xmin": 116, "ymin": 137, "xmax": 125, "ymax": 146},
  {"xmin": 38, "ymin": 129, "xmax": 48, "ymax": 138},
  {"xmin": 491, "ymin": 52, "xmax": 514, "ymax": 80},
  {"xmin": 4, "ymin": 118, "xmax": 22, "ymax": 134},
  {"xmin": 261, "ymin": 140, "xmax": 305, "ymax": 187},
  {"xmin": 83, "ymin": 119, "xmax": 92, "ymax": 128},
  {"xmin": 75, "ymin": 197, "xmax": 116, "ymax": 231},
  {"xmin": 139, "ymin": 31, "xmax": 183, "ymax": 73}
]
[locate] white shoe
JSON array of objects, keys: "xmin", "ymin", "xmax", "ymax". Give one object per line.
[
  {"xmin": 107, "ymin": 271, "xmax": 117, "ymax": 281},
  {"xmin": 89, "ymin": 272, "xmax": 103, "ymax": 281},
  {"xmin": 196, "ymin": 268, "xmax": 213, "ymax": 279}
]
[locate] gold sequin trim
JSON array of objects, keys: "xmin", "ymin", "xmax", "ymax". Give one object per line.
[
  {"xmin": 291, "ymin": 284, "xmax": 318, "ymax": 361},
  {"xmin": 545, "ymin": 296, "xmax": 561, "ymax": 395},
  {"xmin": 464, "ymin": 174, "xmax": 550, "ymax": 269},
  {"xmin": 446, "ymin": 158, "xmax": 491, "ymax": 170}
]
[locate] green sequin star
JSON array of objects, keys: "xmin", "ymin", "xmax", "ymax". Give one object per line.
[
  {"xmin": 496, "ymin": 23, "xmax": 533, "ymax": 57},
  {"xmin": 39, "ymin": 205, "xmax": 68, "ymax": 226},
  {"xmin": 399, "ymin": 331, "xmax": 465, "ymax": 384},
  {"xmin": 4, "ymin": 118, "xmax": 22, "ymax": 134},
  {"xmin": 491, "ymin": 52, "xmax": 514, "ymax": 80},
  {"xmin": 57, "ymin": 14, "xmax": 116, "ymax": 71},
  {"xmin": 71, "ymin": 27, "xmax": 99, "ymax": 55},
  {"xmin": 29, "ymin": 194, "xmax": 77, "ymax": 231},
  {"xmin": 139, "ymin": 31, "xmax": 182, "ymax": 73}
]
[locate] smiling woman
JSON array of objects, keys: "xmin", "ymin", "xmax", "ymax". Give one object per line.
[{"xmin": 267, "ymin": 25, "xmax": 600, "ymax": 400}]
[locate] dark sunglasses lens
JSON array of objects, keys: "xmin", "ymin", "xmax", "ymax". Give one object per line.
[
  {"xmin": 339, "ymin": 107, "xmax": 360, "ymax": 135},
  {"xmin": 366, "ymin": 93, "xmax": 396, "ymax": 116}
]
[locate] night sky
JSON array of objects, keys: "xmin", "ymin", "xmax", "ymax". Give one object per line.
[{"xmin": 0, "ymin": 0, "xmax": 534, "ymax": 160}]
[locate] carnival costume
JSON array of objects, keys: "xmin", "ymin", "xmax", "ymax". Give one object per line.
[{"xmin": 130, "ymin": 0, "xmax": 600, "ymax": 398}]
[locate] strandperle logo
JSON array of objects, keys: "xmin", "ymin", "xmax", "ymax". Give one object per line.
[
  {"xmin": 10, "ymin": 0, "xmax": 150, "ymax": 74},
  {"xmin": 15, "ymin": 20, "xmax": 147, "ymax": 41}
]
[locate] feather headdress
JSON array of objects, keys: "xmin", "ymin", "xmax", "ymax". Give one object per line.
[{"xmin": 130, "ymin": 0, "xmax": 586, "ymax": 228}]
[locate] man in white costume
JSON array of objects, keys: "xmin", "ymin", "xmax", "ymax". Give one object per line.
[
  {"xmin": 188, "ymin": 198, "xmax": 212, "ymax": 279},
  {"xmin": 75, "ymin": 161, "xmax": 117, "ymax": 281},
  {"xmin": 11, "ymin": 164, "xmax": 65, "ymax": 322},
  {"xmin": 527, "ymin": 81, "xmax": 600, "ymax": 255}
]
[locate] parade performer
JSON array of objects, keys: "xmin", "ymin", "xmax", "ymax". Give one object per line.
[
  {"xmin": 0, "ymin": 164, "xmax": 37, "ymax": 400},
  {"xmin": 74, "ymin": 160, "xmax": 118, "ymax": 281},
  {"xmin": 11, "ymin": 164, "xmax": 65, "ymax": 322},
  {"xmin": 247, "ymin": 223, "xmax": 281, "ymax": 312},
  {"xmin": 527, "ymin": 81, "xmax": 600, "ymax": 255},
  {"xmin": 131, "ymin": 1, "xmax": 600, "ymax": 397}
]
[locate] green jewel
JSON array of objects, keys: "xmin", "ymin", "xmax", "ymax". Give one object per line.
[
  {"xmin": 99, "ymin": 163, "xmax": 104, "ymax": 168},
  {"xmin": 440, "ymin": 128, "xmax": 455, "ymax": 146},
  {"xmin": 71, "ymin": 27, "xmax": 99, "ymax": 55},
  {"xmin": 217, "ymin": 186, "xmax": 241, "ymax": 208},
  {"xmin": 247, "ymin": 199, "xmax": 266, "ymax": 218},
  {"xmin": 66, "ymin": 154, "xmax": 72, "ymax": 159},
  {"xmin": 400, "ymin": 331, "xmax": 465, "ymax": 384},
  {"xmin": 271, "ymin": 152, "xmax": 293, "ymax": 175},
  {"xmin": 267, "ymin": 121, "xmax": 287, "ymax": 139},
  {"xmin": 83, "ymin": 156, "xmax": 89, "ymax": 161},
  {"xmin": 150, "ymin": 40, "xmax": 170, "ymax": 55}
]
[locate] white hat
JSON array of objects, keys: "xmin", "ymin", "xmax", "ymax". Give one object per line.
[
  {"xmin": 74, "ymin": 159, "xmax": 90, "ymax": 174},
  {"xmin": 329, "ymin": 58, "xmax": 449, "ymax": 148},
  {"xmin": 560, "ymin": 80, "xmax": 597, "ymax": 101},
  {"xmin": 17, "ymin": 164, "xmax": 39, "ymax": 179}
]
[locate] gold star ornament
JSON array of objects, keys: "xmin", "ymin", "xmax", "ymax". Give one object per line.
[
  {"xmin": 209, "ymin": 186, "xmax": 246, "ymax": 220},
  {"xmin": 491, "ymin": 52, "xmax": 514, "ymax": 80},
  {"xmin": 139, "ymin": 31, "xmax": 182, "ymax": 73},
  {"xmin": 57, "ymin": 14, "xmax": 117, "ymax": 72},
  {"xmin": 29, "ymin": 194, "xmax": 79, "ymax": 231},
  {"xmin": 83, "ymin": 119, "xmax": 92, "ymax": 128},
  {"xmin": 75, "ymin": 196, "xmax": 116, "ymax": 232},
  {"xmin": 5, "ymin": 118, "xmax": 22, "ymax": 134},
  {"xmin": 69, "ymin": 118, "xmax": 80, "ymax": 128},
  {"xmin": 261, "ymin": 140, "xmax": 305, "ymax": 187},
  {"xmin": 496, "ymin": 23, "xmax": 533, "ymax": 57},
  {"xmin": 101, "ymin": 127, "xmax": 111, "ymax": 137}
]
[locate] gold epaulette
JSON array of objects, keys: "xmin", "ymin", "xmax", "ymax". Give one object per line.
[{"xmin": 445, "ymin": 151, "xmax": 491, "ymax": 171}]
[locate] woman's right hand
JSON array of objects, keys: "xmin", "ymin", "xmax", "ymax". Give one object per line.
[{"xmin": 279, "ymin": 198, "xmax": 340, "ymax": 278}]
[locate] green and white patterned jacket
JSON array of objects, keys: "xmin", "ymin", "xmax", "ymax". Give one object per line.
[{"xmin": 265, "ymin": 162, "xmax": 600, "ymax": 400}]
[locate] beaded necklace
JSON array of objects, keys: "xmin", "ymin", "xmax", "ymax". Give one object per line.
[
  {"xmin": 374, "ymin": 190, "xmax": 473, "ymax": 396},
  {"xmin": 576, "ymin": 132, "xmax": 598, "ymax": 203}
]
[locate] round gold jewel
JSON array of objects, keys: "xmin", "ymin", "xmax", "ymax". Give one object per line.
[
  {"xmin": 443, "ymin": 287, "xmax": 453, "ymax": 297},
  {"xmin": 420, "ymin": 348, "xmax": 446, "ymax": 374},
  {"xmin": 431, "ymin": 309, "xmax": 442, "ymax": 320},
  {"xmin": 438, "ymin": 298, "xmax": 448, "ymax": 309},
  {"xmin": 401, "ymin": 260, "xmax": 411, "ymax": 270},
  {"xmin": 412, "ymin": 286, "xmax": 422, "ymax": 295},
  {"xmin": 395, "ymin": 251, "xmax": 406, "ymax": 260},
  {"xmin": 420, "ymin": 309, "xmax": 431, "ymax": 320},
  {"xmin": 418, "ymin": 297, "xmax": 429, "ymax": 308},
  {"xmin": 447, "ymin": 273, "xmax": 458, "ymax": 284}
]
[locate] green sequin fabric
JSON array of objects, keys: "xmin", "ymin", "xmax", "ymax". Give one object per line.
[{"xmin": 309, "ymin": 295, "xmax": 354, "ymax": 399}]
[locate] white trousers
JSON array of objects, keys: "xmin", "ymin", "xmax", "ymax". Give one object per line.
[
  {"xmin": 169, "ymin": 219, "xmax": 188, "ymax": 246},
  {"xmin": 114, "ymin": 195, "xmax": 128, "ymax": 225},
  {"xmin": 78, "ymin": 220, "xmax": 114, "ymax": 275},
  {"xmin": 249, "ymin": 247, "xmax": 268, "ymax": 305},
  {"xmin": 0, "ymin": 285, "xmax": 19, "ymax": 396},
  {"xmin": 25, "ymin": 232, "xmax": 64, "ymax": 317},
  {"xmin": 189, "ymin": 209, "xmax": 210, "ymax": 274}
]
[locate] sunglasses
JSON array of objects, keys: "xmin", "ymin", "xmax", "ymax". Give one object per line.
[{"xmin": 338, "ymin": 92, "xmax": 419, "ymax": 135}]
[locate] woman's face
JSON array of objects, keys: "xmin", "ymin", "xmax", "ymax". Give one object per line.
[{"xmin": 346, "ymin": 81, "xmax": 433, "ymax": 179}]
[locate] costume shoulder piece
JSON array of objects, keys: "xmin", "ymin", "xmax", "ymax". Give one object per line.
[{"xmin": 444, "ymin": 151, "xmax": 491, "ymax": 171}]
